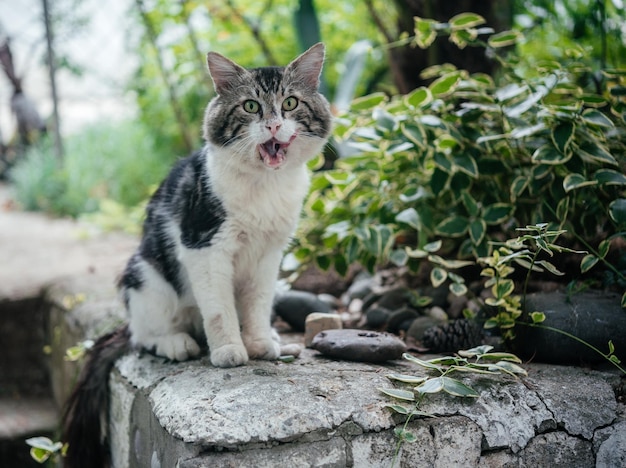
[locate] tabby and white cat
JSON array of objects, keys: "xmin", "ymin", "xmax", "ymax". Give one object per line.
[
  {"xmin": 62, "ymin": 44, "xmax": 332, "ymax": 467},
  {"xmin": 119, "ymin": 42, "xmax": 331, "ymax": 368}
]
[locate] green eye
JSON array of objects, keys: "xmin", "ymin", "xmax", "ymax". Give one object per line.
[
  {"xmin": 243, "ymin": 100, "xmax": 260, "ymax": 113},
  {"xmin": 282, "ymin": 96, "xmax": 298, "ymax": 111}
]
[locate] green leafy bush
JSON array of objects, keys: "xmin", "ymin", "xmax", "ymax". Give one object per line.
[
  {"xmin": 11, "ymin": 120, "xmax": 174, "ymax": 217},
  {"xmin": 292, "ymin": 15, "xmax": 626, "ymax": 282}
]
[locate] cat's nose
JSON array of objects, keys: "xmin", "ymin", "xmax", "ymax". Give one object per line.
[{"xmin": 266, "ymin": 122, "xmax": 281, "ymax": 136}]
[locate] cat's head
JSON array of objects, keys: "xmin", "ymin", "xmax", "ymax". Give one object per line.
[{"xmin": 203, "ymin": 43, "xmax": 332, "ymax": 171}]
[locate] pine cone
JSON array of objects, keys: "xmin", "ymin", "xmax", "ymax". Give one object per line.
[{"xmin": 422, "ymin": 319, "xmax": 484, "ymax": 353}]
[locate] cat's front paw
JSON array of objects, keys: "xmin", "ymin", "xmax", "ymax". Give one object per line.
[
  {"xmin": 244, "ymin": 337, "xmax": 281, "ymax": 361},
  {"xmin": 210, "ymin": 344, "xmax": 249, "ymax": 368},
  {"xmin": 154, "ymin": 333, "xmax": 201, "ymax": 361}
]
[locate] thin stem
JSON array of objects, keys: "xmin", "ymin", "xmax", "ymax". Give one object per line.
[{"xmin": 520, "ymin": 322, "xmax": 626, "ymax": 375}]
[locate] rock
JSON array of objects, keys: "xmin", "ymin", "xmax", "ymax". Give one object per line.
[
  {"xmin": 386, "ymin": 306, "xmax": 419, "ymax": 334},
  {"xmin": 304, "ymin": 313, "xmax": 342, "ymax": 348},
  {"xmin": 365, "ymin": 307, "xmax": 391, "ymax": 328},
  {"xmin": 310, "ymin": 329, "xmax": 406, "ymax": 363},
  {"xmin": 344, "ymin": 273, "xmax": 374, "ymax": 302},
  {"xmin": 516, "ymin": 290, "xmax": 626, "ymax": 364},
  {"xmin": 377, "ymin": 287, "xmax": 414, "ymax": 311},
  {"xmin": 406, "ymin": 316, "xmax": 445, "ymax": 341},
  {"xmin": 273, "ymin": 290, "xmax": 332, "ymax": 332},
  {"xmin": 595, "ymin": 421, "xmax": 626, "ymax": 468},
  {"xmin": 426, "ymin": 306, "xmax": 448, "ymax": 322}
]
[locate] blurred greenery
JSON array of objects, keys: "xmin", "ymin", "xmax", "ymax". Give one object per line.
[
  {"xmin": 11, "ymin": 120, "xmax": 171, "ymax": 217},
  {"xmin": 9, "ymin": 0, "xmax": 626, "ymax": 266}
]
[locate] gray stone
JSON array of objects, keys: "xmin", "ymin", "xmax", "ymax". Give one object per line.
[
  {"xmin": 304, "ymin": 312, "xmax": 342, "ymax": 347},
  {"xmin": 595, "ymin": 421, "xmax": 626, "ymax": 468},
  {"xmin": 422, "ymin": 377, "xmax": 555, "ymax": 452},
  {"xmin": 520, "ymin": 432, "xmax": 594, "ymax": 467},
  {"xmin": 274, "ymin": 290, "xmax": 332, "ymax": 332},
  {"xmin": 310, "ymin": 329, "xmax": 406, "ymax": 363},
  {"xmin": 365, "ymin": 306, "xmax": 391, "ymax": 328},
  {"xmin": 179, "ymin": 438, "xmax": 348, "ymax": 468},
  {"xmin": 518, "ymin": 290, "xmax": 626, "ymax": 364},
  {"xmin": 386, "ymin": 306, "xmax": 419, "ymax": 334},
  {"xmin": 528, "ymin": 364, "xmax": 617, "ymax": 439},
  {"xmin": 406, "ymin": 316, "xmax": 445, "ymax": 341}
]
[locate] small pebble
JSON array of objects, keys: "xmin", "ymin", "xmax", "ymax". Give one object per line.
[{"xmin": 304, "ymin": 312, "xmax": 342, "ymax": 347}]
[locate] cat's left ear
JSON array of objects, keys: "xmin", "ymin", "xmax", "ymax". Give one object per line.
[
  {"xmin": 285, "ymin": 43, "xmax": 325, "ymax": 90},
  {"xmin": 207, "ymin": 52, "xmax": 248, "ymax": 95}
]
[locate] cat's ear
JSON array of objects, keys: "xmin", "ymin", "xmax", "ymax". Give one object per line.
[
  {"xmin": 206, "ymin": 52, "xmax": 247, "ymax": 95},
  {"xmin": 285, "ymin": 42, "xmax": 325, "ymax": 90}
]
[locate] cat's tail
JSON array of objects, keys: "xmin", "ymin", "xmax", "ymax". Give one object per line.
[{"xmin": 61, "ymin": 324, "xmax": 131, "ymax": 468}]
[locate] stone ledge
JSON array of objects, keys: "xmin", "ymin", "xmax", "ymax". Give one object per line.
[{"xmin": 109, "ymin": 345, "xmax": 625, "ymax": 467}]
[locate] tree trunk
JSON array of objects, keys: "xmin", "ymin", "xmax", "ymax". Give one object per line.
[{"xmin": 390, "ymin": 0, "xmax": 513, "ymax": 93}]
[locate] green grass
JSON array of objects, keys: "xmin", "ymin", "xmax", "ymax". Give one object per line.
[{"xmin": 10, "ymin": 120, "xmax": 176, "ymax": 218}]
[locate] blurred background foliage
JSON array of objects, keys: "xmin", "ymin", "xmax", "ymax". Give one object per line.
[{"xmin": 7, "ymin": 0, "xmax": 626, "ymax": 293}]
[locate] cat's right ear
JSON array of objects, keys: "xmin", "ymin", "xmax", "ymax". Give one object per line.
[{"xmin": 207, "ymin": 52, "xmax": 247, "ymax": 95}]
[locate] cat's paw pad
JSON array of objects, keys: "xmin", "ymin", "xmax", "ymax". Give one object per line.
[
  {"xmin": 245, "ymin": 338, "xmax": 281, "ymax": 360},
  {"xmin": 210, "ymin": 344, "xmax": 249, "ymax": 368},
  {"xmin": 155, "ymin": 333, "xmax": 201, "ymax": 361}
]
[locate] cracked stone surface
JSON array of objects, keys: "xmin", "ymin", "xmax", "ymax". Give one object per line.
[{"xmin": 111, "ymin": 348, "xmax": 625, "ymax": 467}]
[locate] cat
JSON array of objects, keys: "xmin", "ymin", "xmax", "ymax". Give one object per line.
[{"xmin": 62, "ymin": 43, "xmax": 332, "ymax": 468}]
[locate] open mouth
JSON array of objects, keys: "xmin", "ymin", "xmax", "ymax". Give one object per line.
[{"xmin": 258, "ymin": 135, "xmax": 296, "ymax": 169}]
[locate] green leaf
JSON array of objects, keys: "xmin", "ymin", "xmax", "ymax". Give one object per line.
[
  {"xmin": 387, "ymin": 373, "xmax": 428, "ymax": 384},
  {"xmin": 414, "ymin": 17, "xmax": 437, "ymax": 48},
  {"xmin": 494, "ymin": 279, "xmax": 515, "ymax": 299},
  {"xmin": 416, "ymin": 377, "xmax": 444, "ymax": 394},
  {"xmin": 373, "ymin": 108, "xmax": 398, "ymax": 132},
  {"xmin": 429, "ymin": 72, "xmax": 462, "ymax": 97},
  {"xmin": 403, "ymin": 352, "xmax": 443, "ymax": 370},
  {"xmin": 510, "ymin": 176, "xmax": 528, "ymax": 200},
  {"xmin": 430, "ymin": 267, "xmax": 448, "ymax": 288},
  {"xmin": 350, "ymin": 92, "xmax": 387, "ymax": 111},
  {"xmin": 469, "ymin": 218, "xmax": 486, "ymax": 245},
  {"xmin": 441, "ymin": 376, "xmax": 480, "ymax": 397},
  {"xmin": 489, "ymin": 361, "xmax": 528, "ymax": 376},
  {"xmin": 436, "ymin": 134, "xmax": 460, "ymax": 153},
  {"xmin": 395, "ymin": 428, "xmax": 418, "ymax": 443},
  {"xmin": 449, "ymin": 282, "xmax": 468, "ymax": 296},
  {"xmin": 453, "ymin": 154, "xmax": 479, "ymax": 178},
  {"xmin": 449, "ymin": 12, "xmax": 486, "ymax": 29},
  {"xmin": 598, "ymin": 239, "xmax": 611, "ymax": 258},
  {"xmin": 483, "ymin": 203, "xmax": 514, "ymax": 224},
  {"xmin": 396, "ymin": 208, "xmax": 421, "ymax": 230},
  {"xmin": 461, "ymin": 191, "xmax": 479, "ymax": 217},
  {"xmin": 609, "ymin": 199, "xmax": 626, "ymax": 224},
  {"xmin": 530, "ymin": 311, "xmax": 546, "ymax": 324},
  {"xmin": 424, "ymin": 240, "xmax": 443, "ymax": 252},
  {"xmin": 563, "ymin": 173, "xmax": 597, "ymax": 192},
  {"xmin": 405, "ymin": 87, "xmax": 432, "ymax": 108},
  {"xmin": 581, "ymin": 109, "xmax": 613, "ymax": 128},
  {"xmin": 385, "ymin": 403, "xmax": 411, "ymax": 415},
  {"xmin": 428, "ymin": 255, "xmax": 474, "ymax": 269},
  {"xmin": 622, "ymin": 292, "xmax": 626, "ymax": 308},
  {"xmin": 536, "ymin": 260, "xmax": 564, "ymax": 276},
  {"xmin": 390, "ymin": 249, "xmax": 409, "ymax": 267},
  {"xmin": 580, "ymin": 254, "xmax": 600, "ymax": 273},
  {"xmin": 488, "ymin": 30, "xmax": 523, "ymax": 48},
  {"xmin": 436, "ymin": 216, "xmax": 468, "ymax": 237},
  {"xmin": 551, "ymin": 122, "xmax": 575, "ymax": 154},
  {"xmin": 378, "ymin": 387, "xmax": 415, "ymax": 401},
  {"xmin": 594, "ymin": 169, "xmax": 626, "ymax": 186},
  {"xmin": 29, "ymin": 448, "xmax": 51, "ymax": 463},
  {"xmin": 532, "ymin": 144, "xmax": 571, "ymax": 165},
  {"xmin": 578, "ymin": 141, "xmax": 618, "ymax": 166},
  {"xmin": 458, "ymin": 345, "xmax": 494, "ymax": 357}
]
